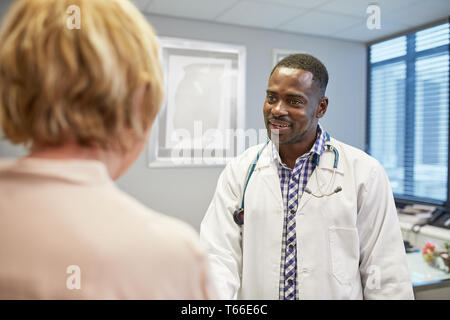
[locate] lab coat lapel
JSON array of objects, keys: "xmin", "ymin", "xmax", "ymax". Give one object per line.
[{"xmin": 254, "ymin": 142, "xmax": 283, "ymax": 206}]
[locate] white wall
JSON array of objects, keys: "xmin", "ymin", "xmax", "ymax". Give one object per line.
[{"xmin": 0, "ymin": 10, "xmax": 367, "ymax": 231}]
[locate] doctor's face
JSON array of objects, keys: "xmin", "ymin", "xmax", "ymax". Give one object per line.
[{"xmin": 263, "ymin": 67, "xmax": 328, "ymax": 145}]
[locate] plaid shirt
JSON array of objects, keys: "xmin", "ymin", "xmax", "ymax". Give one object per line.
[{"xmin": 272, "ymin": 124, "xmax": 326, "ymax": 300}]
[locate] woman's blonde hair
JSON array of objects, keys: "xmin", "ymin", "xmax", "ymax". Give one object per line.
[{"xmin": 0, "ymin": 0, "xmax": 163, "ymax": 151}]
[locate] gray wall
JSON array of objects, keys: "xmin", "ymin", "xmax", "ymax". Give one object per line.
[
  {"xmin": 0, "ymin": 0, "xmax": 12, "ymax": 20},
  {"xmin": 0, "ymin": 9, "xmax": 367, "ymax": 231}
]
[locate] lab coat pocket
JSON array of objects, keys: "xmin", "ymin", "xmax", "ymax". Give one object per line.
[{"xmin": 328, "ymin": 226, "xmax": 359, "ymax": 285}]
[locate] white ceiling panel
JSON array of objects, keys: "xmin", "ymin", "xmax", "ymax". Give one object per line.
[
  {"xmin": 139, "ymin": 0, "xmax": 450, "ymax": 43},
  {"xmin": 319, "ymin": 0, "xmax": 421, "ymax": 18},
  {"xmin": 146, "ymin": 0, "xmax": 239, "ymax": 20},
  {"xmin": 386, "ymin": 0, "xmax": 450, "ymax": 28},
  {"xmin": 248, "ymin": 0, "xmax": 333, "ymax": 9},
  {"xmin": 216, "ymin": 1, "xmax": 306, "ymax": 29},
  {"xmin": 332, "ymin": 17, "xmax": 410, "ymax": 42},
  {"xmin": 278, "ymin": 10, "xmax": 363, "ymax": 37}
]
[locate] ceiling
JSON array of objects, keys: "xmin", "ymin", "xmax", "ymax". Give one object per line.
[{"xmin": 131, "ymin": 0, "xmax": 450, "ymax": 43}]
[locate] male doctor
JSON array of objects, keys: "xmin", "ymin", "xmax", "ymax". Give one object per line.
[{"xmin": 200, "ymin": 53, "xmax": 414, "ymax": 300}]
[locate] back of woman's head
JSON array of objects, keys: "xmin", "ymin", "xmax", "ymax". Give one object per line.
[{"xmin": 0, "ymin": 0, "xmax": 163, "ymax": 152}]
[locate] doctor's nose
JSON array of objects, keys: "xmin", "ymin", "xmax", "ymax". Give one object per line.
[{"xmin": 271, "ymin": 102, "xmax": 288, "ymax": 117}]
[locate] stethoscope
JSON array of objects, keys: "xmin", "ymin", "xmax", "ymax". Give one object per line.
[{"xmin": 233, "ymin": 132, "xmax": 342, "ymax": 226}]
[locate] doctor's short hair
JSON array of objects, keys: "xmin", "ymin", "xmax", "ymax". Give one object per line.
[
  {"xmin": 271, "ymin": 53, "xmax": 329, "ymax": 96},
  {"xmin": 0, "ymin": 0, "xmax": 163, "ymax": 152}
]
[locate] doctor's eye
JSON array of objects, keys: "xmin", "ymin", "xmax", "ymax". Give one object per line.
[
  {"xmin": 289, "ymin": 99, "xmax": 305, "ymax": 106},
  {"xmin": 267, "ymin": 95, "xmax": 277, "ymax": 104}
]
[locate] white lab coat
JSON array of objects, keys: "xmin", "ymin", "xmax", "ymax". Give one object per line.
[{"xmin": 200, "ymin": 137, "xmax": 414, "ymax": 300}]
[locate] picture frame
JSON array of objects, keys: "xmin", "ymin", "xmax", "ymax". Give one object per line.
[
  {"xmin": 272, "ymin": 48, "xmax": 305, "ymax": 67},
  {"xmin": 148, "ymin": 37, "xmax": 246, "ymax": 168}
]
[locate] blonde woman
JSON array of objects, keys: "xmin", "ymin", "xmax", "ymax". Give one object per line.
[{"xmin": 0, "ymin": 0, "xmax": 215, "ymax": 299}]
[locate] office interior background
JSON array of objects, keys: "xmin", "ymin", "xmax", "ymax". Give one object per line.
[{"xmin": 0, "ymin": 0, "xmax": 449, "ymax": 299}]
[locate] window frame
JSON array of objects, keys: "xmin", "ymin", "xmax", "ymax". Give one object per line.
[{"xmin": 366, "ymin": 17, "xmax": 450, "ymax": 208}]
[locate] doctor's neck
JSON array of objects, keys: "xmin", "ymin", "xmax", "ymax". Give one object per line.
[{"xmin": 277, "ymin": 126, "xmax": 318, "ymax": 169}]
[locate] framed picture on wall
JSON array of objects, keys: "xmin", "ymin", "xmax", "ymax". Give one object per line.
[
  {"xmin": 272, "ymin": 49, "xmax": 306, "ymax": 67},
  {"xmin": 147, "ymin": 37, "xmax": 246, "ymax": 168}
]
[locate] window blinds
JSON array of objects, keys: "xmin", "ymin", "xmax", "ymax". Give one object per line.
[{"xmin": 369, "ymin": 22, "xmax": 449, "ymax": 202}]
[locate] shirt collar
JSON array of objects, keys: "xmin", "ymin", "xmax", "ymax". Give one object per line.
[
  {"xmin": 271, "ymin": 123, "xmax": 327, "ymax": 168},
  {"xmin": 0, "ymin": 157, "xmax": 114, "ymax": 186}
]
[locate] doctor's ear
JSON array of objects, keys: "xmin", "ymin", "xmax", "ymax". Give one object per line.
[{"xmin": 316, "ymin": 97, "xmax": 328, "ymax": 118}]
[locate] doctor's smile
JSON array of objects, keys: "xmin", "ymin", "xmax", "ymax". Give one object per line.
[{"xmin": 267, "ymin": 118, "xmax": 292, "ymax": 133}]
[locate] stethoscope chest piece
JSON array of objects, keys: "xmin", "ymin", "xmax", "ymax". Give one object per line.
[{"xmin": 233, "ymin": 208, "xmax": 244, "ymax": 226}]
